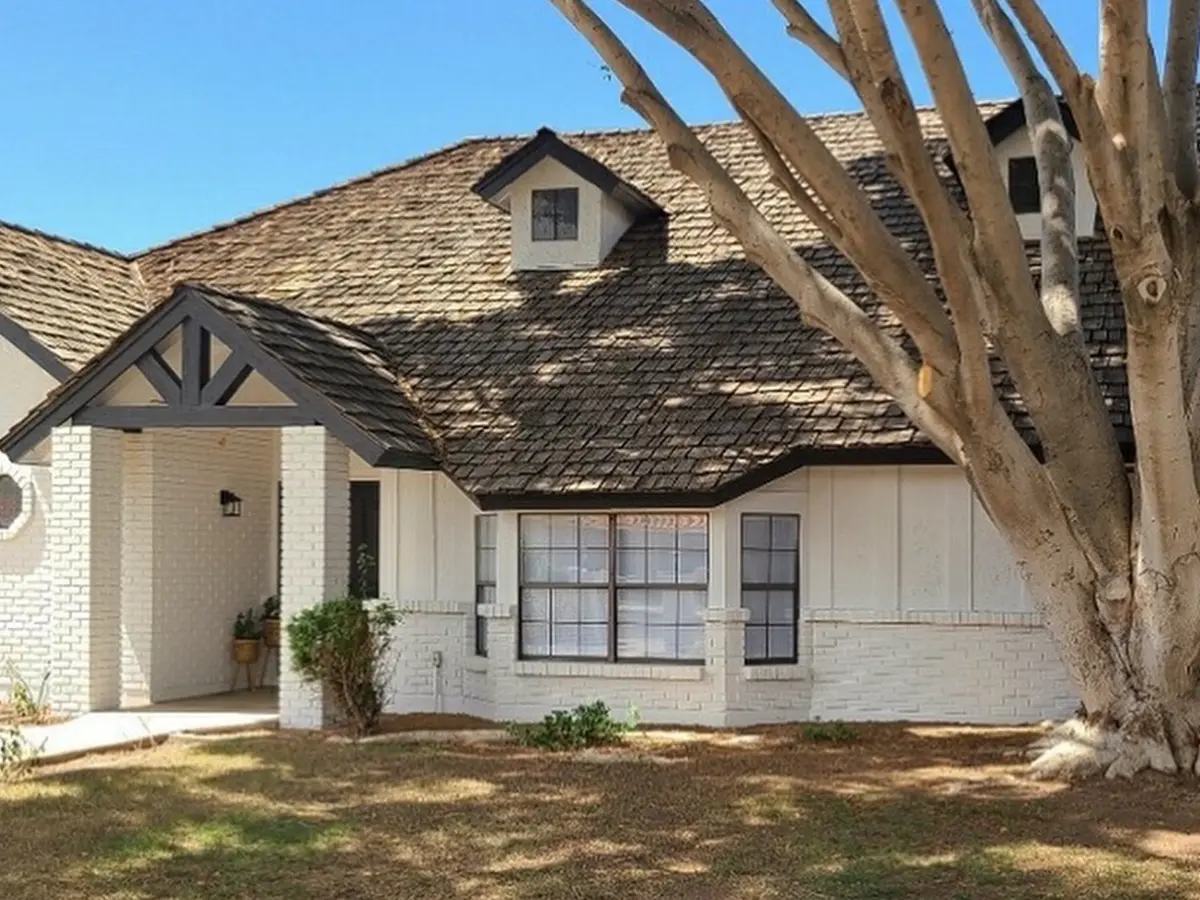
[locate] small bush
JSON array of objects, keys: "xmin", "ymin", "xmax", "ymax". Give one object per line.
[
  {"xmin": 5, "ymin": 663, "xmax": 50, "ymax": 724},
  {"xmin": 802, "ymin": 721, "xmax": 860, "ymax": 743},
  {"xmin": 509, "ymin": 701, "xmax": 633, "ymax": 751},
  {"xmin": 287, "ymin": 596, "xmax": 400, "ymax": 737},
  {"xmin": 0, "ymin": 726, "xmax": 37, "ymax": 780}
]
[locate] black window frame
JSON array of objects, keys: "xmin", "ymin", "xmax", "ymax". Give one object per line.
[
  {"xmin": 531, "ymin": 187, "xmax": 580, "ymax": 242},
  {"xmin": 1007, "ymin": 156, "xmax": 1040, "ymax": 215},
  {"xmin": 517, "ymin": 513, "xmax": 709, "ymax": 664},
  {"xmin": 474, "ymin": 515, "xmax": 497, "ymax": 657},
  {"xmin": 741, "ymin": 513, "xmax": 800, "ymax": 665}
]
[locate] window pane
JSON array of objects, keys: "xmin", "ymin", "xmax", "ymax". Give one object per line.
[
  {"xmin": 745, "ymin": 626, "xmax": 768, "ymax": 661},
  {"xmin": 579, "ymin": 588, "xmax": 609, "ymax": 623},
  {"xmin": 617, "ymin": 621, "xmax": 647, "ymax": 658},
  {"xmin": 553, "ymin": 588, "xmax": 580, "ymax": 623},
  {"xmin": 478, "ymin": 585, "xmax": 496, "ymax": 606},
  {"xmin": 677, "ymin": 626, "xmax": 705, "ymax": 661},
  {"xmin": 678, "ymin": 549, "xmax": 708, "ymax": 583},
  {"xmin": 617, "ymin": 516, "xmax": 646, "ymax": 547},
  {"xmin": 523, "ymin": 623, "xmax": 550, "ymax": 656},
  {"xmin": 771, "ymin": 515, "xmax": 798, "ymax": 550},
  {"xmin": 616, "ymin": 548, "xmax": 645, "ymax": 584},
  {"xmin": 532, "ymin": 191, "xmax": 556, "ymax": 241},
  {"xmin": 744, "ymin": 590, "xmax": 769, "ymax": 625},
  {"xmin": 617, "ymin": 589, "xmax": 649, "ymax": 624},
  {"xmin": 579, "ymin": 624, "xmax": 607, "ymax": 657},
  {"xmin": 1008, "ymin": 157, "xmax": 1040, "ymax": 214},
  {"xmin": 769, "ymin": 550, "xmax": 797, "ymax": 586},
  {"xmin": 551, "ymin": 623, "xmax": 580, "ymax": 656},
  {"xmin": 647, "ymin": 626, "xmax": 677, "ymax": 658},
  {"xmin": 743, "ymin": 550, "xmax": 771, "ymax": 584},
  {"xmin": 742, "ymin": 515, "xmax": 772, "ymax": 550},
  {"xmin": 550, "ymin": 548, "xmax": 579, "ymax": 582},
  {"xmin": 648, "ymin": 548, "xmax": 677, "ymax": 583},
  {"xmin": 647, "ymin": 517, "xmax": 677, "ymax": 548},
  {"xmin": 475, "ymin": 616, "xmax": 488, "ymax": 656},
  {"xmin": 477, "ymin": 515, "xmax": 497, "ymax": 548},
  {"xmin": 579, "ymin": 549, "xmax": 609, "ymax": 584},
  {"xmin": 522, "ymin": 549, "xmax": 551, "ymax": 583},
  {"xmin": 580, "ymin": 515, "xmax": 609, "ymax": 548},
  {"xmin": 678, "ymin": 515, "xmax": 708, "ymax": 550},
  {"xmin": 678, "ymin": 590, "xmax": 706, "ymax": 624},
  {"xmin": 521, "ymin": 588, "xmax": 550, "ymax": 622},
  {"xmin": 769, "ymin": 591, "xmax": 795, "ymax": 623},
  {"xmin": 556, "ymin": 188, "xmax": 579, "ymax": 239},
  {"xmin": 521, "ymin": 515, "xmax": 551, "ymax": 547},
  {"xmin": 769, "ymin": 626, "xmax": 796, "ymax": 660},
  {"xmin": 647, "ymin": 589, "xmax": 678, "ymax": 625},
  {"xmin": 550, "ymin": 515, "xmax": 578, "ymax": 548},
  {"xmin": 477, "ymin": 548, "xmax": 496, "ymax": 583}
]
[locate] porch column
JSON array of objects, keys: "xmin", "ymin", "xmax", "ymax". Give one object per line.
[
  {"xmin": 279, "ymin": 426, "xmax": 349, "ymax": 730},
  {"xmin": 48, "ymin": 425, "xmax": 123, "ymax": 714}
]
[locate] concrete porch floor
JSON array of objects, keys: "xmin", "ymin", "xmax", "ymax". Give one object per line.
[{"xmin": 20, "ymin": 689, "xmax": 278, "ymax": 765}]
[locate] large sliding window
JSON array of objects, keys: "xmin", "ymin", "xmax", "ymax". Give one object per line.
[
  {"xmin": 741, "ymin": 513, "xmax": 800, "ymax": 664},
  {"xmin": 519, "ymin": 513, "xmax": 708, "ymax": 662},
  {"xmin": 475, "ymin": 515, "xmax": 497, "ymax": 657}
]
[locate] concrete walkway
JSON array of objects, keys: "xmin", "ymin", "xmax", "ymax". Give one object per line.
[{"xmin": 18, "ymin": 691, "xmax": 278, "ymax": 764}]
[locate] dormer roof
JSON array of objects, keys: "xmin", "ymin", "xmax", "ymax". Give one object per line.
[
  {"xmin": 982, "ymin": 98, "xmax": 1080, "ymax": 145},
  {"xmin": 471, "ymin": 127, "xmax": 662, "ymax": 218}
]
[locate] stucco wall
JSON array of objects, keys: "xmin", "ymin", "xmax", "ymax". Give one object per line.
[
  {"xmin": 994, "ymin": 128, "xmax": 1097, "ymax": 242},
  {"xmin": 0, "ymin": 333, "xmax": 59, "ymax": 692}
]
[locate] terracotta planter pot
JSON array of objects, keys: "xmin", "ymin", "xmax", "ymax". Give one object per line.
[
  {"xmin": 262, "ymin": 618, "xmax": 282, "ymax": 649},
  {"xmin": 232, "ymin": 638, "xmax": 261, "ymax": 665}
]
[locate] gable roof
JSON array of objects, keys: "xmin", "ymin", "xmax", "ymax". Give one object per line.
[
  {"xmin": 983, "ymin": 97, "xmax": 1080, "ymax": 145},
  {"xmin": 471, "ymin": 127, "xmax": 663, "ymax": 217},
  {"xmin": 0, "ymin": 221, "xmax": 149, "ymax": 372},
  {"xmin": 1, "ymin": 284, "xmax": 438, "ymax": 469},
  {"xmin": 2, "ymin": 101, "xmax": 1133, "ymax": 504}
]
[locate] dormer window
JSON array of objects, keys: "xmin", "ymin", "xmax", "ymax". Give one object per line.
[
  {"xmin": 1008, "ymin": 157, "xmax": 1040, "ymax": 214},
  {"xmin": 532, "ymin": 188, "xmax": 579, "ymax": 241}
]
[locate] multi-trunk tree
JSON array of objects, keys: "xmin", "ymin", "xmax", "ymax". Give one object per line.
[{"xmin": 548, "ymin": 0, "xmax": 1200, "ymax": 779}]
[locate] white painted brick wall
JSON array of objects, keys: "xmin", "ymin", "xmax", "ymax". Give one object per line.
[
  {"xmin": 278, "ymin": 427, "xmax": 349, "ymax": 730},
  {"xmin": 48, "ymin": 426, "xmax": 122, "ymax": 714},
  {"xmin": 0, "ymin": 460, "xmax": 53, "ymax": 692}
]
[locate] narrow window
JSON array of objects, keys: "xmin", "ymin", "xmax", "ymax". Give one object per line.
[
  {"xmin": 742, "ymin": 514, "xmax": 799, "ymax": 664},
  {"xmin": 475, "ymin": 515, "xmax": 497, "ymax": 656},
  {"xmin": 518, "ymin": 513, "xmax": 708, "ymax": 662},
  {"xmin": 349, "ymin": 481, "xmax": 380, "ymax": 598},
  {"xmin": 1008, "ymin": 156, "xmax": 1040, "ymax": 215},
  {"xmin": 531, "ymin": 187, "xmax": 579, "ymax": 241}
]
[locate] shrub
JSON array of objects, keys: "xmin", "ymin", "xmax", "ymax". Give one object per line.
[
  {"xmin": 509, "ymin": 701, "xmax": 634, "ymax": 751},
  {"xmin": 0, "ymin": 726, "xmax": 37, "ymax": 780},
  {"xmin": 233, "ymin": 608, "xmax": 261, "ymax": 640},
  {"xmin": 5, "ymin": 663, "xmax": 50, "ymax": 723},
  {"xmin": 287, "ymin": 596, "xmax": 400, "ymax": 737},
  {"xmin": 802, "ymin": 721, "xmax": 859, "ymax": 743}
]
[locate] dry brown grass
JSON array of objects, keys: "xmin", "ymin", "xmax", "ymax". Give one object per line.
[{"xmin": 0, "ymin": 723, "xmax": 1197, "ymax": 899}]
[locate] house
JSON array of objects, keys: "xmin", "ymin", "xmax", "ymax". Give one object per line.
[{"xmin": 0, "ymin": 99, "xmax": 1118, "ymax": 729}]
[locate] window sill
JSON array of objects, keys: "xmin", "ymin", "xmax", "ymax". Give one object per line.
[
  {"xmin": 744, "ymin": 663, "xmax": 808, "ymax": 682},
  {"xmin": 513, "ymin": 660, "xmax": 705, "ymax": 681}
]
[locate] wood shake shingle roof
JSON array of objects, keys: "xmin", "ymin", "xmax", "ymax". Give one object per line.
[{"xmin": 2, "ymin": 102, "xmax": 1132, "ymax": 501}]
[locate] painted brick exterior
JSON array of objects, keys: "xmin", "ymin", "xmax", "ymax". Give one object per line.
[
  {"xmin": 0, "ymin": 462, "xmax": 53, "ymax": 692},
  {"xmin": 48, "ymin": 426, "xmax": 123, "ymax": 714},
  {"xmin": 278, "ymin": 427, "xmax": 349, "ymax": 730}
]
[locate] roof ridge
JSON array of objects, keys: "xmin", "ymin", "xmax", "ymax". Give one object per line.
[
  {"xmin": 0, "ymin": 218, "xmax": 131, "ymax": 261},
  {"xmin": 132, "ymin": 136, "xmax": 499, "ymax": 260}
]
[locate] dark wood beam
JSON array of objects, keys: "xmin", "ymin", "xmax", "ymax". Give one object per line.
[
  {"xmin": 135, "ymin": 349, "xmax": 182, "ymax": 406},
  {"xmin": 180, "ymin": 317, "xmax": 211, "ymax": 406},
  {"xmin": 73, "ymin": 405, "xmax": 315, "ymax": 429},
  {"xmin": 201, "ymin": 357, "xmax": 253, "ymax": 406}
]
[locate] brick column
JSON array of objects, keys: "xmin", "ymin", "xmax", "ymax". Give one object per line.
[
  {"xmin": 49, "ymin": 425, "xmax": 123, "ymax": 714},
  {"xmin": 704, "ymin": 607, "xmax": 749, "ymax": 725},
  {"xmin": 279, "ymin": 427, "xmax": 349, "ymax": 730}
]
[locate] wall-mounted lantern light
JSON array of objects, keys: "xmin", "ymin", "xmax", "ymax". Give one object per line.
[{"xmin": 219, "ymin": 490, "xmax": 243, "ymax": 518}]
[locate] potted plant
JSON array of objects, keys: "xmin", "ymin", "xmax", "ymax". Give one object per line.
[
  {"xmin": 232, "ymin": 608, "xmax": 262, "ymax": 665},
  {"xmin": 260, "ymin": 595, "xmax": 281, "ymax": 650}
]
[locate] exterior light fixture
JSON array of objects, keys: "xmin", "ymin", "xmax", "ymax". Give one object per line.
[{"xmin": 220, "ymin": 490, "xmax": 243, "ymax": 518}]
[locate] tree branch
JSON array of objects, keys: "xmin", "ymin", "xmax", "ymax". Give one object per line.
[
  {"xmin": 1163, "ymin": 0, "xmax": 1200, "ymax": 199},
  {"xmin": 770, "ymin": 0, "xmax": 848, "ymax": 81},
  {"xmin": 544, "ymin": 0, "xmax": 965, "ymax": 461}
]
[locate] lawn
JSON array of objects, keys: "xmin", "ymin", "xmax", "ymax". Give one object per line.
[{"xmin": 1, "ymin": 723, "xmax": 1198, "ymax": 899}]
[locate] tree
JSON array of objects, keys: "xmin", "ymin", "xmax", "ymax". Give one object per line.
[{"xmin": 546, "ymin": 0, "xmax": 1200, "ymax": 780}]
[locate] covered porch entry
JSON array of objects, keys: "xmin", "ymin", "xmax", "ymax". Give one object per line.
[{"xmin": 1, "ymin": 285, "xmax": 437, "ymax": 728}]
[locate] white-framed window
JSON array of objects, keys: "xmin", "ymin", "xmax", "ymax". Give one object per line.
[
  {"xmin": 474, "ymin": 515, "xmax": 497, "ymax": 657},
  {"xmin": 0, "ymin": 458, "xmax": 34, "ymax": 541},
  {"xmin": 531, "ymin": 187, "xmax": 579, "ymax": 241},
  {"xmin": 741, "ymin": 513, "xmax": 799, "ymax": 663},
  {"xmin": 518, "ymin": 513, "xmax": 707, "ymax": 662}
]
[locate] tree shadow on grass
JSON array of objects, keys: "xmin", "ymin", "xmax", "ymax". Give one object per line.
[{"xmin": 0, "ymin": 729, "xmax": 1197, "ymax": 900}]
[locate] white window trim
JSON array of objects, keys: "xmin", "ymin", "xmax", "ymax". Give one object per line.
[{"xmin": 0, "ymin": 456, "xmax": 35, "ymax": 541}]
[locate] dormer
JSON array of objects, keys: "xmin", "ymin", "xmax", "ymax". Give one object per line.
[
  {"xmin": 472, "ymin": 128, "xmax": 662, "ymax": 271},
  {"xmin": 982, "ymin": 99, "xmax": 1098, "ymax": 241}
]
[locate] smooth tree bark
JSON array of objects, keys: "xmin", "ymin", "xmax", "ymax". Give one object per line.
[{"xmin": 547, "ymin": 0, "xmax": 1200, "ymax": 778}]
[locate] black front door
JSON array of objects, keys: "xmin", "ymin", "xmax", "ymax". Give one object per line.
[{"xmin": 350, "ymin": 481, "xmax": 380, "ymax": 598}]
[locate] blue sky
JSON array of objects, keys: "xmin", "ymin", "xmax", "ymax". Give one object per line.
[{"xmin": 0, "ymin": 1, "xmax": 1163, "ymax": 253}]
